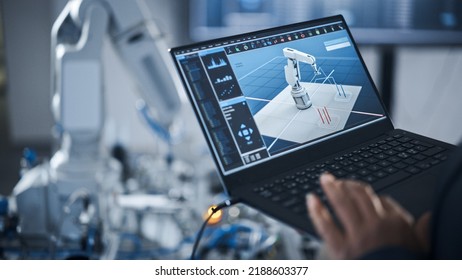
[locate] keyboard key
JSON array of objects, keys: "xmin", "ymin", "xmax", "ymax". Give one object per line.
[
  {"xmin": 315, "ymin": 188, "xmax": 325, "ymax": 198},
  {"xmin": 305, "ymin": 167, "xmax": 316, "ymax": 173},
  {"xmin": 423, "ymin": 146, "xmax": 445, "ymax": 157},
  {"xmin": 397, "ymin": 152, "xmax": 410, "ymax": 159},
  {"xmin": 403, "ymin": 158, "xmax": 417, "ymax": 165},
  {"xmin": 412, "ymin": 154, "xmax": 427, "ymax": 161},
  {"xmin": 284, "ymin": 182, "xmax": 297, "ymax": 189},
  {"xmin": 345, "ymin": 166, "xmax": 358, "ymax": 172},
  {"xmin": 259, "ymin": 190, "xmax": 273, "ymax": 198},
  {"xmin": 375, "ymin": 153, "xmax": 388, "ymax": 160},
  {"xmin": 439, "ymin": 155, "xmax": 448, "ymax": 161},
  {"xmin": 414, "ymin": 145, "xmax": 428, "ymax": 152},
  {"xmin": 416, "ymin": 162, "xmax": 431, "ymax": 170},
  {"xmin": 273, "ymin": 185, "xmax": 284, "ymax": 193},
  {"xmin": 378, "ymin": 160, "xmax": 391, "ymax": 167},
  {"xmin": 368, "ymin": 165, "xmax": 381, "ymax": 171},
  {"xmin": 274, "ymin": 178, "xmax": 284, "ymax": 184},
  {"xmin": 346, "ymin": 174, "xmax": 359, "ymax": 180},
  {"xmin": 393, "ymin": 162, "xmax": 408, "ymax": 169},
  {"xmin": 307, "ymin": 174, "xmax": 318, "ymax": 180},
  {"xmin": 333, "ymin": 170, "xmax": 347, "ymax": 177},
  {"xmin": 411, "ymin": 140, "xmax": 432, "ymax": 148},
  {"xmin": 350, "ymin": 156, "xmax": 362, "ymax": 162},
  {"xmin": 374, "ymin": 171, "xmax": 388, "ymax": 178},
  {"xmin": 402, "ymin": 143, "xmax": 415, "ymax": 149},
  {"xmin": 384, "ymin": 149, "xmax": 398, "ymax": 156},
  {"xmin": 364, "ymin": 175, "xmax": 377, "ymax": 183},
  {"xmin": 398, "ymin": 137, "xmax": 412, "ymax": 143},
  {"xmin": 406, "ymin": 166, "xmax": 421, "ymax": 174},
  {"xmin": 295, "ymin": 177, "xmax": 308, "ymax": 184},
  {"xmin": 365, "ymin": 157, "xmax": 379, "ymax": 164},
  {"xmin": 290, "ymin": 188, "xmax": 300, "ymax": 195},
  {"xmin": 360, "ymin": 152, "xmax": 373, "ymax": 158},
  {"xmin": 313, "ymin": 179, "xmax": 321, "ymax": 187},
  {"xmin": 358, "ymin": 169, "xmax": 371, "ymax": 176},
  {"xmin": 388, "ymin": 141, "xmax": 400, "ymax": 147},
  {"xmin": 394, "ymin": 146, "xmax": 407, "ymax": 152},
  {"xmin": 387, "ymin": 156, "xmax": 400, "ymax": 163},
  {"xmin": 384, "ymin": 166, "xmax": 398, "ymax": 174},
  {"xmin": 300, "ymin": 184, "xmax": 313, "ymax": 191},
  {"xmin": 379, "ymin": 144, "xmax": 392, "ymax": 150},
  {"xmin": 271, "ymin": 195, "xmax": 284, "ymax": 202},
  {"xmin": 339, "ymin": 160, "xmax": 353, "ymax": 166},
  {"xmin": 318, "ymin": 168, "xmax": 328, "ymax": 173},
  {"xmin": 328, "ymin": 164, "xmax": 342, "ymax": 170}
]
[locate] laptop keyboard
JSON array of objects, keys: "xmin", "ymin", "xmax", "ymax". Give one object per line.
[{"xmin": 253, "ymin": 131, "xmax": 450, "ymax": 216}]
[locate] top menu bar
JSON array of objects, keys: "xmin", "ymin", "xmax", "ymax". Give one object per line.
[{"xmin": 173, "ymin": 21, "xmax": 345, "ymax": 56}]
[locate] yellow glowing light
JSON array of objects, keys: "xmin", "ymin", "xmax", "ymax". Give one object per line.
[{"xmin": 204, "ymin": 205, "xmax": 223, "ymax": 225}]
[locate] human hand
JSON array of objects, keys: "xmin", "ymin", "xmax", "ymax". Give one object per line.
[{"xmin": 306, "ymin": 173, "xmax": 429, "ymax": 259}]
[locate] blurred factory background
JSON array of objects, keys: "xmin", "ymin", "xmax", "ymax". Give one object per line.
[{"xmin": 0, "ymin": 0, "xmax": 461, "ymax": 259}]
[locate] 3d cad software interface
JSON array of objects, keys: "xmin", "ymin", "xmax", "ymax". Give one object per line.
[{"xmin": 174, "ymin": 21, "xmax": 386, "ymax": 174}]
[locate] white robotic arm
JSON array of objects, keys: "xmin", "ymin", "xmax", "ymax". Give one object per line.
[
  {"xmin": 51, "ymin": 0, "xmax": 182, "ymax": 150},
  {"xmin": 13, "ymin": 0, "xmax": 184, "ymax": 246},
  {"xmin": 283, "ymin": 47, "xmax": 319, "ymax": 110}
]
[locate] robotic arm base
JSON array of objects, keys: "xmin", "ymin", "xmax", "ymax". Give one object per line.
[{"xmin": 291, "ymin": 87, "xmax": 312, "ymax": 110}]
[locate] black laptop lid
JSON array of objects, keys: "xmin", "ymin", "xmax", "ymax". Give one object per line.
[{"xmin": 170, "ymin": 15, "xmax": 390, "ymax": 186}]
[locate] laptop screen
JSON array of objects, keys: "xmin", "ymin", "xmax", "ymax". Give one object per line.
[{"xmin": 172, "ymin": 17, "xmax": 386, "ymax": 175}]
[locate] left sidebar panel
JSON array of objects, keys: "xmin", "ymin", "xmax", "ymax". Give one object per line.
[{"xmin": 178, "ymin": 54, "xmax": 244, "ymax": 172}]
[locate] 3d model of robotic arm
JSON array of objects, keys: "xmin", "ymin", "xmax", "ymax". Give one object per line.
[{"xmin": 283, "ymin": 47, "xmax": 319, "ymax": 110}]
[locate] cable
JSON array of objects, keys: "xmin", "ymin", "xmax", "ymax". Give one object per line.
[{"xmin": 190, "ymin": 198, "xmax": 240, "ymax": 260}]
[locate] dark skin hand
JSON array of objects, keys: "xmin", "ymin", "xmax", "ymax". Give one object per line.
[{"xmin": 306, "ymin": 173, "xmax": 431, "ymax": 259}]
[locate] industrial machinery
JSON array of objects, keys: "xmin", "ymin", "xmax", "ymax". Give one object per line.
[
  {"xmin": 283, "ymin": 47, "xmax": 320, "ymax": 110},
  {"xmin": 6, "ymin": 0, "xmax": 186, "ymax": 258},
  {"xmin": 0, "ymin": 0, "xmax": 304, "ymax": 260}
]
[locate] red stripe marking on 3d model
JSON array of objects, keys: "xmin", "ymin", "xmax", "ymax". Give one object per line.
[
  {"xmin": 317, "ymin": 108, "xmax": 325, "ymax": 124},
  {"xmin": 323, "ymin": 110, "xmax": 330, "ymax": 124},
  {"xmin": 324, "ymin": 106, "xmax": 332, "ymax": 122}
]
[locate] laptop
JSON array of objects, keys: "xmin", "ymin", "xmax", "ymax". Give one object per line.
[{"xmin": 169, "ymin": 15, "xmax": 455, "ymax": 234}]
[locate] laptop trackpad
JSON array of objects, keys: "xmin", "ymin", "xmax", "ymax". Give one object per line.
[{"xmin": 383, "ymin": 171, "xmax": 438, "ymax": 218}]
